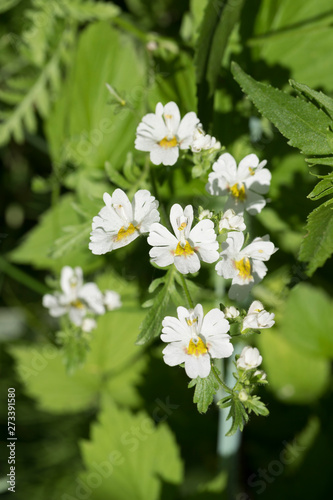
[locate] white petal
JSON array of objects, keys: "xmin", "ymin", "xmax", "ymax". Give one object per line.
[
  {"xmin": 184, "ymin": 353, "xmax": 211, "ymax": 378},
  {"xmin": 162, "ymin": 341, "xmax": 187, "ymax": 366},
  {"xmin": 150, "ymin": 145, "xmax": 179, "ymax": 166},
  {"xmin": 207, "ymin": 336, "xmax": 234, "ymax": 359},
  {"xmin": 237, "ymin": 154, "xmax": 260, "ymax": 181},
  {"xmin": 174, "ymin": 252, "xmax": 201, "ymax": 274},
  {"xmin": 163, "ymin": 101, "xmax": 181, "ymax": 133},
  {"xmin": 244, "ymin": 237, "xmax": 277, "ymax": 261},
  {"xmin": 201, "ymin": 309, "xmax": 230, "ymax": 337},
  {"xmin": 148, "ymin": 223, "xmax": 178, "ymax": 247},
  {"xmin": 79, "ymin": 283, "xmax": 105, "ymax": 315},
  {"xmin": 149, "ymin": 245, "xmax": 175, "ymax": 268},
  {"xmin": 177, "ymin": 112, "xmax": 200, "ymax": 148}
]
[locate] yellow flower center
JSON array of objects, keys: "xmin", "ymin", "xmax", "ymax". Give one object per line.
[
  {"xmin": 187, "ymin": 337, "xmax": 208, "ymax": 357},
  {"xmin": 234, "ymin": 257, "xmax": 253, "ymax": 281},
  {"xmin": 230, "ymin": 183, "xmax": 246, "ymax": 201},
  {"xmin": 70, "ymin": 299, "xmax": 84, "ymax": 309},
  {"xmin": 174, "ymin": 241, "xmax": 194, "ymax": 257},
  {"xmin": 115, "ymin": 223, "xmax": 137, "ymax": 242},
  {"xmin": 159, "ymin": 136, "xmax": 178, "ymax": 149}
]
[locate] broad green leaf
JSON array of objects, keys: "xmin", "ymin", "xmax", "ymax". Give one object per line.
[
  {"xmin": 231, "ymin": 62, "xmax": 333, "ymax": 156},
  {"xmin": 9, "ymin": 194, "xmax": 98, "ymax": 272},
  {"xmin": 188, "ymin": 368, "xmax": 220, "ymax": 413},
  {"xmin": 290, "ymin": 80, "xmax": 333, "ymax": 120},
  {"xmin": 258, "ymin": 328, "xmax": 330, "ymax": 404},
  {"xmin": 307, "ymin": 176, "xmax": 333, "ymax": 200},
  {"xmin": 306, "ymin": 156, "xmax": 333, "ymax": 167},
  {"xmin": 136, "ymin": 267, "xmax": 177, "ymax": 345},
  {"xmin": 251, "ymin": 0, "xmax": 333, "ymax": 91},
  {"xmin": 10, "ymin": 306, "xmax": 147, "ymax": 413},
  {"xmin": 299, "ymin": 199, "xmax": 333, "ymax": 275},
  {"xmin": 79, "ymin": 399, "xmax": 183, "ymax": 500},
  {"xmin": 280, "ymin": 283, "xmax": 333, "ymax": 358},
  {"xmin": 45, "ymin": 21, "xmax": 146, "ymax": 170}
]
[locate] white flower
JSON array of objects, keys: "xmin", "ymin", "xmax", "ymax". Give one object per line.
[
  {"xmin": 148, "ymin": 204, "xmax": 219, "ymax": 274},
  {"xmin": 224, "ymin": 306, "xmax": 240, "ymax": 319},
  {"xmin": 198, "ymin": 209, "xmax": 213, "ymax": 221},
  {"xmin": 242, "ymin": 300, "xmax": 275, "ymax": 331},
  {"xmin": 81, "ymin": 317, "xmax": 97, "ymax": 333},
  {"xmin": 219, "ymin": 209, "xmax": 246, "ymax": 232},
  {"xmin": 161, "ymin": 304, "xmax": 233, "ymax": 379},
  {"xmin": 206, "ymin": 153, "xmax": 271, "ymax": 215},
  {"xmin": 89, "ymin": 189, "xmax": 160, "ymax": 255},
  {"xmin": 104, "ymin": 290, "xmax": 122, "ymax": 311},
  {"xmin": 190, "ymin": 124, "xmax": 220, "ymax": 153},
  {"xmin": 43, "ymin": 266, "xmax": 105, "ymax": 326},
  {"xmin": 237, "ymin": 346, "xmax": 262, "ymax": 370},
  {"xmin": 215, "ymin": 231, "xmax": 277, "ymax": 300},
  {"xmin": 254, "ymin": 370, "xmax": 267, "ymax": 382},
  {"xmin": 135, "ymin": 101, "xmax": 200, "ymax": 166}
]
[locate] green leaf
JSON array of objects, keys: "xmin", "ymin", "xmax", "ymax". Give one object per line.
[
  {"xmin": 299, "ymin": 199, "xmax": 333, "ymax": 275},
  {"xmin": 104, "ymin": 161, "xmax": 131, "ymax": 189},
  {"xmin": 79, "ymin": 399, "xmax": 183, "ymax": 500},
  {"xmin": 136, "ymin": 267, "xmax": 177, "ymax": 345},
  {"xmin": 231, "ymin": 62, "xmax": 333, "ymax": 156},
  {"xmin": 9, "ymin": 306, "xmax": 147, "ymax": 413},
  {"xmin": 9, "ymin": 194, "xmax": 97, "ymax": 272},
  {"xmin": 280, "ymin": 283, "xmax": 333, "ymax": 358},
  {"xmin": 258, "ymin": 331, "xmax": 330, "ymax": 405},
  {"xmin": 58, "ymin": 0, "xmax": 120, "ymax": 22},
  {"xmin": 0, "ymin": 0, "xmax": 21, "ymax": 13},
  {"xmin": 251, "ymin": 0, "xmax": 333, "ymax": 92},
  {"xmin": 188, "ymin": 368, "xmax": 220, "ymax": 413},
  {"xmin": 290, "ymin": 79, "xmax": 333, "ymax": 120},
  {"xmin": 45, "ymin": 21, "xmax": 146, "ymax": 170},
  {"xmin": 244, "ymin": 395, "xmax": 269, "ymax": 417},
  {"xmin": 217, "ymin": 395, "xmax": 248, "ymax": 436},
  {"xmin": 195, "ymin": 0, "xmax": 245, "ymax": 125},
  {"xmin": 307, "ymin": 176, "xmax": 333, "ymax": 200}
]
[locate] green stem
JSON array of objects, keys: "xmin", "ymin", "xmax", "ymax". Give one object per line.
[
  {"xmin": 150, "ymin": 168, "xmax": 169, "ymax": 227},
  {"xmin": 0, "ymin": 256, "xmax": 49, "ymax": 295},
  {"xmin": 211, "ymin": 363, "xmax": 232, "ymax": 394},
  {"xmin": 178, "ymin": 272, "xmax": 194, "ymax": 309}
]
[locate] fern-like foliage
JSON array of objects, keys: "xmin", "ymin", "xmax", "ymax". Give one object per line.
[{"xmin": 0, "ymin": 0, "xmax": 120, "ymax": 147}]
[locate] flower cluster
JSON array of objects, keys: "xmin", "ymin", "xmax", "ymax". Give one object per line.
[{"xmin": 43, "ymin": 266, "xmax": 121, "ymax": 331}]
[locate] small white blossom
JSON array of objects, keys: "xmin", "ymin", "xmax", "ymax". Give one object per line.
[
  {"xmin": 43, "ymin": 266, "xmax": 105, "ymax": 327},
  {"xmin": 219, "ymin": 209, "xmax": 246, "ymax": 232},
  {"xmin": 161, "ymin": 304, "xmax": 233, "ymax": 379},
  {"xmin": 104, "ymin": 290, "xmax": 122, "ymax": 311},
  {"xmin": 190, "ymin": 124, "xmax": 220, "ymax": 153},
  {"xmin": 254, "ymin": 369, "xmax": 267, "ymax": 382},
  {"xmin": 81, "ymin": 317, "xmax": 97, "ymax": 333},
  {"xmin": 237, "ymin": 346, "xmax": 262, "ymax": 370},
  {"xmin": 135, "ymin": 101, "xmax": 200, "ymax": 166},
  {"xmin": 206, "ymin": 153, "xmax": 271, "ymax": 215},
  {"xmin": 224, "ymin": 306, "xmax": 240, "ymax": 319},
  {"xmin": 89, "ymin": 189, "xmax": 160, "ymax": 255},
  {"xmin": 215, "ymin": 231, "xmax": 277, "ymax": 300},
  {"xmin": 148, "ymin": 204, "xmax": 219, "ymax": 274},
  {"xmin": 198, "ymin": 209, "xmax": 213, "ymax": 221},
  {"xmin": 242, "ymin": 300, "xmax": 275, "ymax": 331}
]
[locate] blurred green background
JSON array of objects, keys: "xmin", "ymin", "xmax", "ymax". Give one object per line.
[{"xmin": 0, "ymin": 1, "xmax": 332, "ymax": 499}]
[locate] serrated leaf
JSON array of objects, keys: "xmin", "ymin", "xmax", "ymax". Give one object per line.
[
  {"xmin": 244, "ymin": 395, "xmax": 269, "ymax": 417},
  {"xmin": 223, "ymin": 396, "xmax": 248, "ymax": 437},
  {"xmin": 9, "ymin": 306, "xmax": 147, "ymax": 413},
  {"xmin": 308, "ymin": 176, "xmax": 333, "ymax": 200},
  {"xmin": 136, "ymin": 267, "xmax": 176, "ymax": 345},
  {"xmin": 290, "ymin": 79, "xmax": 333, "ymax": 120},
  {"xmin": 79, "ymin": 399, "xmax": 183, "ymax": 500},
  {"xmin": 299, "ymin": 199, "xmax": 333, "ymax": 275},
  {"xmin": 231, "ymin": 62, "xmax": 333, "ymax": 156},
  {"xmin": 188, "ymin": 368, "xmax": 219, "ymax": 413}
]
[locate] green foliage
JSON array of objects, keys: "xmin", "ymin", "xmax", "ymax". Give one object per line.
[
  {"xmin": 251, "ymin": 0, "xmax": 333, "ymax": 91},
  {"xmin": 232, "ymin": 63, "xmax": 333, "ymax": 274},
  {"xmin": 136, "ymin": 267, "xmax": 181, "ymax": 345},
  {"xmin": 195, "ymin": 0, "xmax": 245, "ymax": 125},
  {"xmin": 9, "ymin": 194, "xmax": 97, "ymax": 272},
  {"xmin": 218, "ymin": 394, "xmax": 248, "ymax": 436},
  {"xmin": 79, "ymin": 399, "xmax": 183, "ymax": 500},
  {"xmin": 9, "ymin": 306, "xmax": 147, "ymax": 413},
  {"xmin": 188, "ymin": 367, "xmax": 220, "ymax": 413},
  {"xmin": 45, "ymin": 21, "xmax": 146, "ymax": 170}
]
